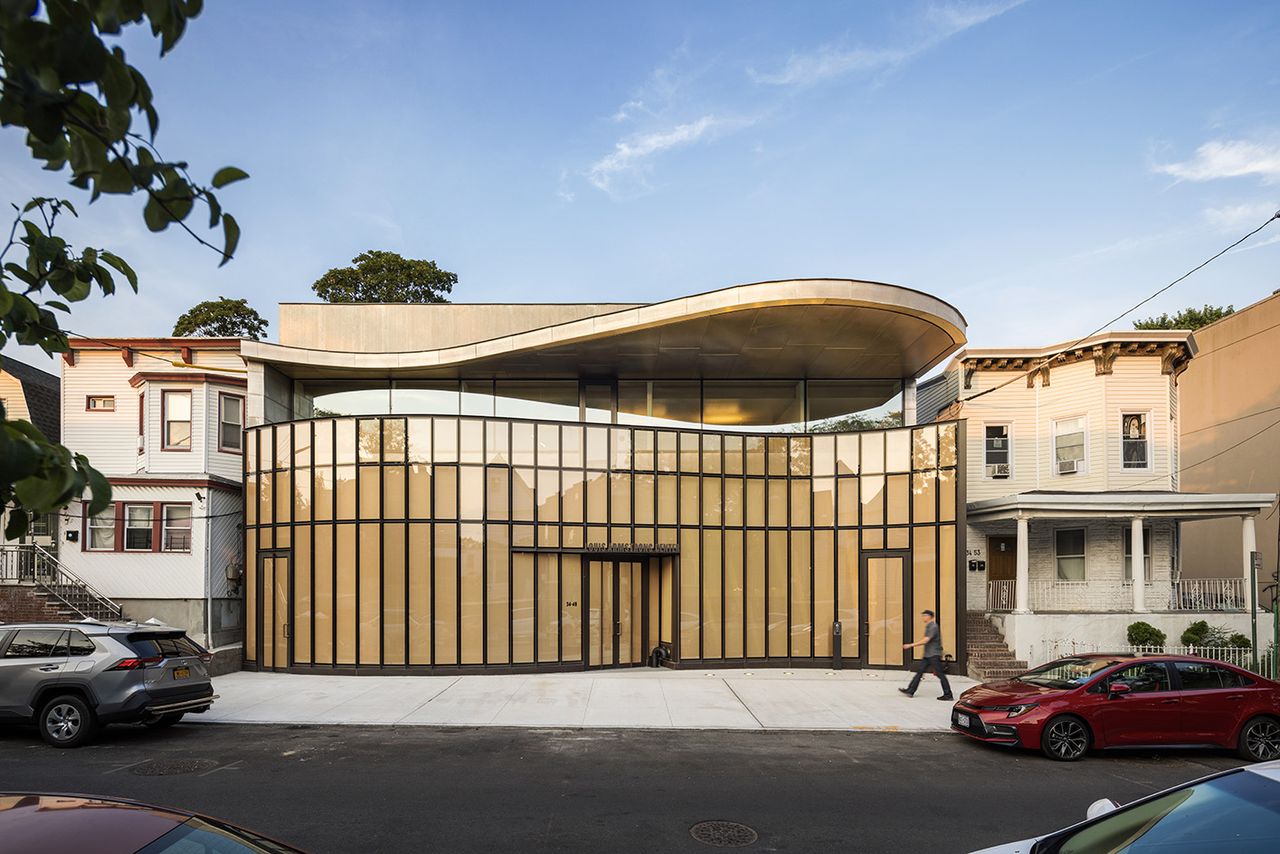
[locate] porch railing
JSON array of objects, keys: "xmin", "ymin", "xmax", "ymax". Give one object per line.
[
  {"xmin": 1170, "ymin": 578, "xmax": 1246, "ymax": 612},
  {"xmin": 987, "ymin": 578, "xmax": 1243, "ymax": 613},
  {"xmin": 0, "ymin": 544, "xmax": 124, "ymax": 621}
]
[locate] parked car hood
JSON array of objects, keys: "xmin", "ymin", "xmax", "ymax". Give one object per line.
[{"xmin": 961, "ymin": 679, "xmax": 1070, "ymax": 706}]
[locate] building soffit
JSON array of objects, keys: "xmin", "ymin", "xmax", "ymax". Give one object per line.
[
  {"xmin": 240, "ymin": 279, "xmax": 968, "ymax": 382},
  {"xmin": 967, "ymin": 491, "xmax": 1277, "ymax": 523}
]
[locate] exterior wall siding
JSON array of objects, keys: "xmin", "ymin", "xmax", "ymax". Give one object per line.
[{"xmin": 243, "ymin": 416, "xmax": 965, "ymax": 673}]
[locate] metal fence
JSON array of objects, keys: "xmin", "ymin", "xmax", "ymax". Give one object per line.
[
  {"xmin": 1044, "ymin": 639, "xmax": 1278, "ymax": 680},
  {"xmin": 988, "ymin": 578, "xmax": 1246, "ymax": 614}
]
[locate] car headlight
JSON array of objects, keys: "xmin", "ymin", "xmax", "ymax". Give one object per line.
[{"xmin": 1005, "ymin": 703, "xmax": 1039, "ymax": 719}]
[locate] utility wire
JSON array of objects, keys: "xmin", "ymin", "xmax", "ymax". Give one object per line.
[{"xmin": 959, "ymin": 210, "xmax": 1280, "ymax": 408}]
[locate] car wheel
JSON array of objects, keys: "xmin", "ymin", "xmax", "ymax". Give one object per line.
[
  {"xmin": 1237, "ymin": 716, "xmax": 1280, "ymax": 762},
  {"xmin": 38, "ymin": 695, "xmax": 97, "ymax": 749},
  {"xmin": 143, "ymin": 712, "xmax": 185, "ymax": 729},
  {"xmin": 1041, "ymin": 715, "xmax": 1091, "ymax": 761}
]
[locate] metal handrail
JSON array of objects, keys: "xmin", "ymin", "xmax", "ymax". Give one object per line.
[{"xmin": 0, "ymin": 544, "xmax": 124, "ymax": 621}]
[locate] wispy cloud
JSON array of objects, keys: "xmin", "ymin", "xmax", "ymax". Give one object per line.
[
  {"xmin": 1203, "ymin": 201, "xmax": 1279, "ymax": 230},
  {"xmin": 586, "ymin": 115, "xmax": 732, "ymax": 195},
  {"xmin": 1155, "ymin": 139, "xmax": 1280, "ymax": 184},
  {"xmin": 749, "ymin": 0, "xmax": 1025, "ymax": 86}
]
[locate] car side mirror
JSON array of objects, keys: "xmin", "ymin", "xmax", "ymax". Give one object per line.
[
  {"xmin": 1086, "ymin": 798, "xmax": 1119, "ymax": 820},
  {"xmin": 1108, "ymin": 682, "xmax": 1132, "ymax": 698}
]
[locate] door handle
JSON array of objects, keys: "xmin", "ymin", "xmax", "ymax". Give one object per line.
[
  {"xmin": 37, "ymin": 664, "xmax": 61, "ymax": 672},
  {"xmin": 1160, "ymin": 698, "xmax": 1179, "ymax": 704},
  {"xmin": 1226, "ymin": 695, "xmax": 1244, "ymax": 701}
]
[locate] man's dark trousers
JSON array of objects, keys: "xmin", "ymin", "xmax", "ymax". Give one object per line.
[{"xmin": 906, "ymin": 655, "xmax": 952, "ymax": 697}]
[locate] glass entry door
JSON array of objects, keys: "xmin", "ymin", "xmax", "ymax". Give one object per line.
[
  {"xmin": 258, "ymin": 552, "xmax": 290, "ymax": 670},
  {"xmin": 586, "ymin": 560, "xmax": 646, "ymax": 668},
  {"xmin": 861, "ymin": 553, "xmax": 906, "ymax": 667}
]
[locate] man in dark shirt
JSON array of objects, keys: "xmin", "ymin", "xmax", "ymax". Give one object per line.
[{"xmin": 898, "ymin": 610, "xmax": 953, "ymax": 700}]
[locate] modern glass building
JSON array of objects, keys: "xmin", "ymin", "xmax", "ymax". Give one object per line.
[{"xmin": 240, "ymin": 279, "xmax": 968, "ymax": 674}]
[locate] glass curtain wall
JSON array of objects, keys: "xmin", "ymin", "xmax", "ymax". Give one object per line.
[
  {"xmin": 297, "ymin": 379, "xmax": 903, "ymax": 432},
  {"xmin": 244, "ymin": 415, "xmax": 961, "ymax": 673}
]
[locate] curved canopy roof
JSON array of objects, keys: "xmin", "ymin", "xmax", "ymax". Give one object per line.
[{"xmin": 243, "ymin": 278, "xmax": 967, "ymax": 381}]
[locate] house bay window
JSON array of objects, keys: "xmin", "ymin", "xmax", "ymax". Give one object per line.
[
  {"xmin": 88, "ymin": 508, "xmax": 116, "ymax": 550},
  {"xmin": 124, "ymin": 505, "xmax": 154, "ymax": 551},
  {"xmin": 1122, "ymin": 413, "xmax": 1149, "ymax": 469},
  {"xmin": 984, "ymin": 425, "xmax": 1010, "ymax": 477},
  {"xmin": 1123, "ymin": 526, "xmax": 1151, "ymax": 582},
  {"xmin": 1055, "ymin": 528, "xmax": 1086, "ymax": 580},
  {"xmin": 163, "ymin": 390, "xmax": 192, "ymax": 450},
  {"xmin": 163, "ymin": 505, "xmax": 193, "ymax": 552},
  {"xmin": 1053, "ymin": 416, "xmax": 1086, "ymax": 475}
]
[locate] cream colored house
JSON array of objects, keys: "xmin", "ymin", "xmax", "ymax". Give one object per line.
[
  {"xmin": 57, "ymin": 338, "xmax": 247, "ymax": 651},
  {"xmin": 919, "ymin": 331, "xmax": 1274, "ymax": 667}
]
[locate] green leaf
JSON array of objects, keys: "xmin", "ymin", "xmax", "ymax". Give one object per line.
[
  {"xmin": 4, "ymin": 508, "xmax": 29, "ymax": 541},
  {"xmin": 143, "ymin": 195, "xmax": 169, "ymax": 231},
  {"xmin": 100, "ymin": 252, "xmax": 138, "ymax": 290},
  {"xmin": 219, "ymin": 213, "xmax": 240, "ymax": 267},
  {"xmin": 46, "ymin": 299, "xmax": 70, "ymax": 312},
  {"xmin": 211, "ymin": 166, "xmax": 249, "ymax": 188},
  {"xmin": 84, "ymin": 461, "xmax": 112, "ymax": 516}
]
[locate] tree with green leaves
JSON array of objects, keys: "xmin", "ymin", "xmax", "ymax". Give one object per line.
[
  {"xmin": 0, "ymin": 0, "xmax": 247, "ymax": 538},
  {"xmin": 311, "ymin": 250, "xmax": 456, "ymax": 304},
  {"xmin": 173, "ymin": 296, "xmax": 267, "ymax": 339},
  {"xmin": 1134, "ymin": 304, "xmax": 1234, "ymax": 331}
]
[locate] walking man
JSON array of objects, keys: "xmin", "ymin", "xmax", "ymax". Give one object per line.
[{"xmin": 898, "ymin": 610, "xmax": 953, "ymax": 700}]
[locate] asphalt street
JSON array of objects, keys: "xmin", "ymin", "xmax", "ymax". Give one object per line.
[{"xmin": 0, "ymin": 722, "xmax": 1246, "ymax": 853}]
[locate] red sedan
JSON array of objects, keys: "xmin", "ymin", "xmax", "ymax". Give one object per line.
[{"xmin": 951, "ymin": 653, "xmax": 1280, "ymax": 761}]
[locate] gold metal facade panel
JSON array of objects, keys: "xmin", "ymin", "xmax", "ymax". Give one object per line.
[{"xmin": 243, "ymin": 416, "xmax": 963, "ymax": 671}]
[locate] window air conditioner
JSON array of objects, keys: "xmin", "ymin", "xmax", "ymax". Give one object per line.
[
  {"xmin": 989, "ymin": 438, "xmax": 1006, "ymax": 449},
  {"xmin": 1058, "ymin": 459, "xmax": 1079, "ymax": 475},
  {"xmin": 985, "ymin": 463, "xmax": 1010, "ymax": 478}
]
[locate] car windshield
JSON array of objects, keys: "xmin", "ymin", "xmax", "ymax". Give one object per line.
[
  {"xmin": 1017, "ymin": 657, "xmax": 1124, "ymax": 689},
  {"xmin": 1037, "ymin": 770, "xmax": 1280, "ymax": 853}
]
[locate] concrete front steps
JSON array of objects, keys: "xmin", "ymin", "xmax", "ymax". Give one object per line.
[{"xmin": 966, "ymin": 612, "xmax": 1028, "ymax": 681}]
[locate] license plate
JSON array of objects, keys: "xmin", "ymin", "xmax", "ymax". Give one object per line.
[
  {"xmin": 955, "ymin": 712, "xmax": 970, "ymax": 728},
  {"xmin": 173, "ymin": 667, "xmax": 190, "ymax": 680}
]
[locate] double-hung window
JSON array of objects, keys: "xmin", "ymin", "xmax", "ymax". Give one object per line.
[
  {"xmin": 88, "ymin": 508, "xmax": 116, "ymax": 550},
  {"xmin": 163, "ymin": 504, "xmax": 193, "ymax": 552},
  {"xmin": 1053, "ymin": 416, "xmax": 1086, "ymax": 474},
  {"xmin": 1121, "ymin": 413, "xmax": 1149, "ymax": 469},
  {"xmin": 1123, "ymin": 526, "xmax": 1151, "ymax": 582},
  {"xmin": 163, "ymin": 390, "xmax": 192, "ymax": 450},
  {"xmin": 1055, "ymin": 528, "xmax": 1086, "ymax": 580},
  {"xmin": 984, "ymin": 425, "xmax": 1011, "ymax": 477},
  {"xmin": 219, "ymin": 394, "xmax": 244, "ymax": 452},
  {"xmin": 124, "ymin": 504, "xmax": 154, "ymax": 551}
]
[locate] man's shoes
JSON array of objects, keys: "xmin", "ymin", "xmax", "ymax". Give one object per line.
[
  {"xmin": 898, "ymin": 688, "xmax": 914, "ymax": 697},
  {"xmin": 938, "ymin": 695, "xmax": 954, "ymax": 701}
]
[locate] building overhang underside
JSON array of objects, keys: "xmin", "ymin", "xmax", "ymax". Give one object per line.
[
  {"xmin": 241, "ymin": 279, "xmax": 967, "ymax": 385},
  {"xmin": 967, "ymin": 491, "xmax": 1277, "ymax": 525}
]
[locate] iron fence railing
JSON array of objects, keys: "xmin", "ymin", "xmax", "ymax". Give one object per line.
[
  {"xmin": 987, "ymin": 578, "xmax": 1245, "ymax": 614},
  {"xmin": 0, "ymin": 544, "xmax": 124, "ymax": 622},
  {"xmin": 1043, "ymin": 639, "xmax": 1278, "ymax": 680}
]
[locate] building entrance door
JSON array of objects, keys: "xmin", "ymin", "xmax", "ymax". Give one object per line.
[
  {"xmin": 861, "ymin": 553, "xmax": 907, "ymax": 667},
  {"xmin": 257, "ymin": 552, "xmax": 290, "ymax": 670},
  {"xmin": 586, "ymin": 560, "xmax": 646, "ymax": 668},
  {"xmin": 987, "ymin": 536, "xmax": 1017, "ymax": 611}
]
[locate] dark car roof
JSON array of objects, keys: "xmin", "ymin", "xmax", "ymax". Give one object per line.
[
  {"xmin": 0, "ymin": 794, "xmax": 189, "ymax": 854},
  {"xmin": 0, "ymin": 793, "xmax": 307, "ymax": 853}
]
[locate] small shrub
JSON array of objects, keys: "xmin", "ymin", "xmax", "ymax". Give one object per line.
[
  {"xmin": 1181, "ymin": 620, "xmax": 1211, "ymax": 647},
  {"xmin": 1228, "ymin": 633, "xmax": 1252, "ymax": 650},
  {"xmin": 1181, "ymin": 620, "xmax": 1237, "ymax": 648},
  {"xmin": 1127, "ymin": 621, "xmax": 1167, "ymax": 649}
]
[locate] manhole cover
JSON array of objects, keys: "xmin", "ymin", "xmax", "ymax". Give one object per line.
[
  {"xmin": 130, "ymin": 758, "xmax": 218, "ymax": 776},
  {"xmin": 690, "ymin": 820, "xmax": 758, "ymax": 847}
]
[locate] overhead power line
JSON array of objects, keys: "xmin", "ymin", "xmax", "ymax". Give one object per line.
[{"xmin": 959, "ymin": 210, "xmax": 1280, "ymax": 408}]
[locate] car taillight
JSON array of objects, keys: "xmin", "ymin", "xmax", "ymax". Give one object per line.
[
  {"xmin": 199, "ymin": 652, "xmax": 213, "ymax": 664},
  {"xmin": 108, "ymin": 656, "xmax": 163, "ymax": 670}
]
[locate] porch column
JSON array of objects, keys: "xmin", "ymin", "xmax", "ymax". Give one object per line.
[
  {"xmin": 1131, "ymin": 517, "xmax": 1147, "ymax": 613},
  {"xmin": 1014, "ymin": 516, "xmax": 1031, "ymax": 613},
  {"xmin": 1243, "ymin": 515, "xmax": 1258, "ymax": 612},
  {"xmin": 902, "ymin": 378, "xmax": 917, "ymax": 426}
]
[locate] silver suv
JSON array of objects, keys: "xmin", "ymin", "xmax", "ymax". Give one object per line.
[{"xmin": 0, "ymin": 621, "xmax": 218, "ymax": 747}]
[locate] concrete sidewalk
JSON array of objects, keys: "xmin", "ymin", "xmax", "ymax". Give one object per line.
[{"xmin": 200, "ymin": 667, "xmax": 976, "ymax": 732}]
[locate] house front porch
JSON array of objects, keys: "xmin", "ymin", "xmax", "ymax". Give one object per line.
[{"xmin": 965, "ymin": 490, "xmax": 1274, "ymax": 665}]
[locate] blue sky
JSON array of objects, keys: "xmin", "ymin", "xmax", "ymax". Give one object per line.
[{"xmin": 3, "ymin": 0, "xmax": 1279, "ymax": 372}]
